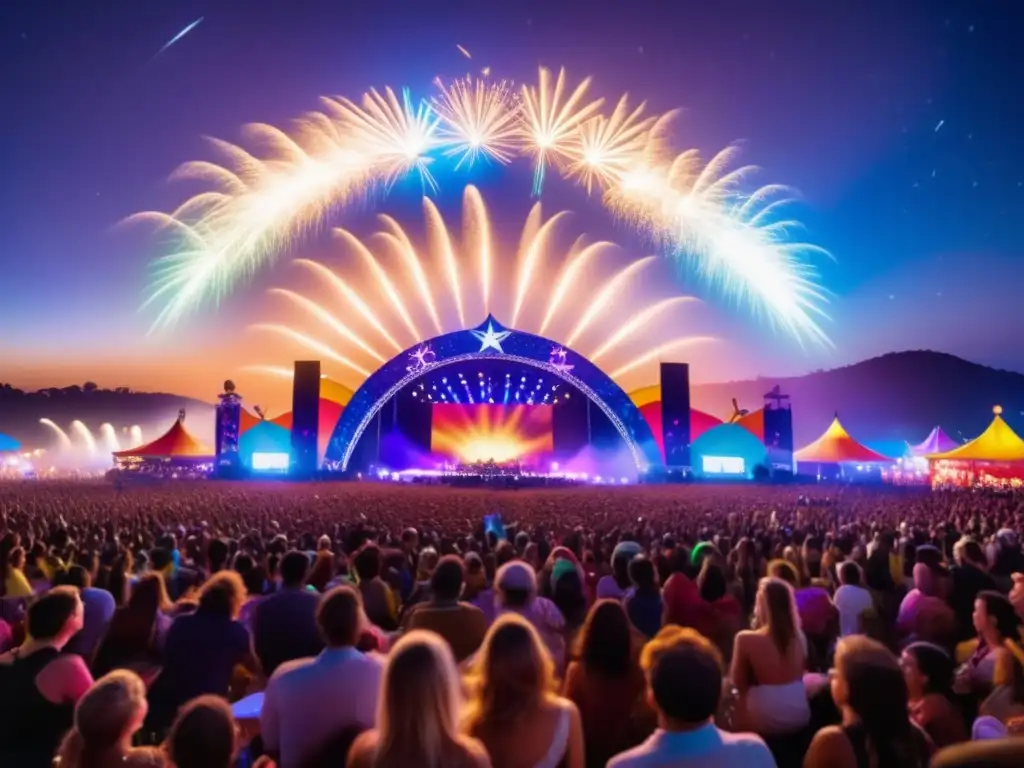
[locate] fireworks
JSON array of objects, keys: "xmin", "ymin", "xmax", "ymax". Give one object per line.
[
  {"xmin": 432, "ymin": 75, "xmax": 520, "ymax": 168},
  {"xmin": 249, "ymin": 186, "xmax": 705, "ymax": 387},
  {"xmin": 133, "ymin": 66, "xmax": 832, "ymax": 345}
]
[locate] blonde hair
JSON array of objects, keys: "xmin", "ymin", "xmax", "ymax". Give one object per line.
[
  {"xmin": 374, "ymin": 630, "xmax": 464, "ymax": 768},
  {"xmin": 55, "ymin": 670, "xmax": 148, "ymax": 768},
  {"xmin": 464, "ymin": 613, "xmax": 556, "ymax": 736}
]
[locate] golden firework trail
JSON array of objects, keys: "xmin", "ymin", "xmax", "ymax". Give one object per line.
[
  {"xmin": 133, "ymin": 66, "xmax": 831, "ymax": 346},
  {"xmin": 248, "ymin": 186, "xmax": 705, "ymax": 389}
]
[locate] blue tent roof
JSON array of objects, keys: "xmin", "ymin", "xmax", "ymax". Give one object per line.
[
  {"xmin": 691, "ymin": 423, "xmax": 769, "ymax": 478},
  {"xmin": 239, "ymin": 421, "xmax": 291, "ymax": 467},
  {"xmin": 0, "ymin": 433, "xmax": 21, "ymax": 453}
]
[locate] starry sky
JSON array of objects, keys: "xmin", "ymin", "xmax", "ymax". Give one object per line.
[{"xmin": 2, "ymin": 0, "xmax": 1021, "ymax": 410}]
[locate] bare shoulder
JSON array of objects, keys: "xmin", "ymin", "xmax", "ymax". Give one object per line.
[
  {"xmin": 460, "ymin": 735, "xmax": 493, "ymax": 767},
  {"xmin": 805, "ymin": 725, "xmax": 855, "ymax": 768},
  {"xmin": 346, "ymin": 729, "xmax": 380, "ymax": 768}
]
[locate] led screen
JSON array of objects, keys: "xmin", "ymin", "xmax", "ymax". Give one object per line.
[
  {"xmin": 701, "ymin": 455, "xmax": 745, "ymax": 475},
  {"xmin": 431, "ymin": 404, "xmax": 553, "ymax": 464},
  {"xmin": 252, "ymin": 452, "xmax": 290, "ymax": 472}
]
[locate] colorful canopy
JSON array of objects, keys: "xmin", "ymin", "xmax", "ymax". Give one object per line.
[
  {"xmin": 0, "ymin": 433, "xmax": 20, "ymax": 453},
  {"xmin": 927, "ymin": 406, "xmax": 1024, "ymax": 462},
  {"xmin": 113, "ymin": 412, "xmax": 213, "ymax": 460},
  {"xmin": 795, "ymin": 415, "xmax": 892, "ymax": 464},
  {"xmin": 909, "ymin": 427, "xmax": 958, "ymax": 457}
]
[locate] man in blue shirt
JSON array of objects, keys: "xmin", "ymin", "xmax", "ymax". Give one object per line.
[{"xmin": 609, "ymin": 626, "xmax": 776, "ymax": 767}]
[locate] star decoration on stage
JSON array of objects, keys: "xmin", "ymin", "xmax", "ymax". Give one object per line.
[
  {"xmin": 406, "ymin": 344, "xmax": 437, "ymax": 374},
  {"xmin": 548, "ymin": 346, "xmax": 574, "ymax": 374},
  {"xmin": 471, "ymin": 321, "xmax": 512, "ymax": 353}
]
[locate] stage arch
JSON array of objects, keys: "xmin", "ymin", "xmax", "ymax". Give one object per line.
[{"xmin": 326, "ymin": 316, "xmax": 663, "ymax": 471}]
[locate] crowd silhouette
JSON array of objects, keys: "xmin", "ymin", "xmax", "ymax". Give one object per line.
[{"xmin": 2, "ymin": 480, "xmax": 1024, "ymax": 766}]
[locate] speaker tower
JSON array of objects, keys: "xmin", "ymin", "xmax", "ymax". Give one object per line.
[
  {"xmin": 660, "ymin": 362, "xmax": 692, "ymax": 469},
  {"xmin": 291, "ymin": 360, "xmax": 321, "ymax": 476}
]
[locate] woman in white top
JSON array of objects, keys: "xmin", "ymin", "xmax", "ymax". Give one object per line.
[
  {"xmin": 833, "ymin": 561, "xmax": 875, "ymax": 637},
  {"xmin": 730, "ymin": 577, "xmax": 811, "ymax": 735},
  {"xmin": 464, "ymin": 614, "xmax": 584, "ymax": 768}
]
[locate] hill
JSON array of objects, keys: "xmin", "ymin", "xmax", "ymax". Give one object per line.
[
  {"xmin": 2, "ymin": 351, "xmax": 1022, "ymax": 453},
  {"xmin": 692, "ymin": 351, "xmax": 1024, "ymax": 448},
  {"xmin": 0, "ymin": 383, "xmax": 214, "ymax": 450}
]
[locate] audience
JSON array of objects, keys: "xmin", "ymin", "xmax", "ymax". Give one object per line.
[
  {"xmin": 54, "ymin": 669, "xmax": 164, "ymax": 767},
  {"xmin": 2, "ymin": 481, "xmax": 1024, "ymax": 768},
  {"xmin": 609, "ymin": 625, "xmax": 776, "ymax": 766},
  {"xmin": 0, "ymin": 586, "xmax": 93, "ymax": 768},
  {"xmin": 261, "ymin": 586, "xmax": 383, "ymax": 768},
  {"xmin": 253, "ymin": 550, "xmax": 323, "ymax": 677},
  {"xmin": 401, "ymin": 554, "xmax": 488, "ymax": 662},
  {"xmin": 347, "ymin": 630, "xmax": 490, "ymax": 767}
]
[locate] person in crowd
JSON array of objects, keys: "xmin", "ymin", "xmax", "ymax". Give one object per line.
[
  {"xmin": 832, "ymin": 561, "xmax": 875, "ymax": 638},
  {"xmin": 464, "ymin": 614, "xmax": 584, "ymax": 768},
  {"xmin": 693, "ymin": 560, "xmax": 742, "ymax": 661},
  {"xmin": 550, "ymin": 562, "xmax": 588, "ymax": 640},
  {"xmin": 353, "ymin": 544, "xmax": 397, "ymax": 631},
  {"xmin": 804, "ymin": 636, "xmax": 931, "ymax": 768},
  {"xmin": 598, "ymin": 543, "xmax": 641, "ymax": 600},
  {"xmin": 955, "ymin": 591, "xmax": 1023, "ymax": 706},
  {"xmin": 0, "ymin": 586, "xmax": 93, "ymax": 768},
  {"xmin": 147, "ymin": 572, "xmax": 254, "ymax": 733},
  {"xmin": 626, "ymin": 555, "xmax": 662, "ymax": 639},
  {"xmin": 493, "ymin": 560, "xmax": 566, "ymax": 668},
  {"xmin": 951, "ymin": 538, "xmax": 998, "ymax": 643},
  {"xmin": 347, "ymin": 630, "xmax": 490, "ymax": 768},
  {"xmin": 253, "ymin": 550, "xmax": 323, "ymax": 677},
  {"xmin": 608, "ymin": 625, "xmax": 775, "ymax": 767},
  {"xmin": 54, "ymin": 669, "xmax": 165, "ymax": 767},
  {"xmin": 897, "ymin": 563, "xmax": 956, "ymax": 644},
  {"xmin": 3, "ymin": 545, "xmax": 34, "ymax": 598},
  {"xmin": 164, "ymin": 695, "xmax": 238, "ymax": 768},
  {"xmin": 563, "ymin": 600, "xmax": 648, "ymax": 768},
  {"xmin": 731, "ymin": 577, "xmax": 811, "ymax": 737},
  {"xmin": 60, "ymin": 564, "xmax": 117, "ymax": 663},
  {"xmin": 403, "ymin": 546, "xmax": 439, "ymax": 612},
  {"xmin": 401, "ymin": 554, "xmax": 488, "ymax": 663},
  {"xmin": 92, "ymin": 571, "xmax": 173, "ymax": 680},
  {"xmin": 307, "ymin": 548, "xmax": 335, "ymax": 594},
  {"xmin": 769, "ymin": 560, "xmax": 834, "ymax": 658},
  {"xmin": 900, "ymin": 642, "xmax": 967, "ymax": 748},
  {"xmin": 463, "ymin": 552, "xmax": 488, "ymax": 602},
  {"xmin": 261, "ymin": 586, "xmax": 384, "ymax": 768}
]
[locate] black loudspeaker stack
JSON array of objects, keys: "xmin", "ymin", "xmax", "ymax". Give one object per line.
[
  {"xmin": 763, "ymin": 402, "xmax": 795, "ymax": 472},
  {"xmin": 659, "ymin": 362, "xmax": 692, "ymax": 469},
  {"xmin": 291, "ymin": 360, "xmax": 321, "ymax": 476}
]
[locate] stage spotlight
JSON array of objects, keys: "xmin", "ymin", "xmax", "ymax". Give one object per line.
[
  {"xmin": 478, "ymin": 372, "xmax": 483, "ymax": 378},
  {"xmin": 442, "ymin": 377, "xmax": 447, "ymax": 384},
  {"xmin": 521, "ymin": 376, "xmax": 526, "ymax": 382},
  {"xmin": 488, "ymin": 397, "xmax": 494, "ymax": 403}
]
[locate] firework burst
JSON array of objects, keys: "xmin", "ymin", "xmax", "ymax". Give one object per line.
[
  {"xmin": 132, "ymin": 65, "xmax": 832, "ymax": 346},
  {"xmin": 432, "ymin": 75, "xmax": 521, "ymax": 168}
]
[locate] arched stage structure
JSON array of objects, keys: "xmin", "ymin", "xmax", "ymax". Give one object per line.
[{"xmin": 326, "ymin": 316, "xmax": 663, "ymax": 471}]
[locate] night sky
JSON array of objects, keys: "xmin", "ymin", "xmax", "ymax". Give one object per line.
[{"xmin": 3, "ymin": 0, "xmax": 1022, "ymax": 410}]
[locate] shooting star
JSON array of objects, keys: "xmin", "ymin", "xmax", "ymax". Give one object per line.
[
  {"xmin": 456, "ymin": 44, "xmax": 472, "ymax": 59},
  {"xmin": 153, "ymin": 17, "xmax": 204, "ymax": 59}
]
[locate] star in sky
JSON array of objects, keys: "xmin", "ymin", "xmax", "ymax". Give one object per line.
[{"xmin": 471, "ymin": 322, "xmax": 512, "ymax": 353}]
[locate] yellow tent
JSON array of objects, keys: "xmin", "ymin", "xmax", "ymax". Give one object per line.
[{"xmin": 927, "ymin": 406, "xmax": 1024, "ymax": 462}]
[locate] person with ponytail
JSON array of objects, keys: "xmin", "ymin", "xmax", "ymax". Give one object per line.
[
  {"xmin": 805, "ymin": 636, "xmax": 931, "ymax": 768},
  {"xmin": 54, "ymin": 670, "xmax": 164, "ymax": 767}
]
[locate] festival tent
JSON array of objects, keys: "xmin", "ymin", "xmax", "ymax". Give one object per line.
[
  {"xmin": 112, "ymin": 411, "xmax": 213, "ymax": 461},
  {"xmin": 238, "ymin": 420, "xmax": 291, "ymax": 468},
  {"xmin": 908, "ymin": 427, "xmax": 959, "ymax": 457},
  {"xmin": 0, "ymin": 432, "xmax": 20, "ymax": 453},
  {"xmin": 794, "ymin": 415, "xmax": 892, "ymax": 465},
  {"xmin": 691, "ymin": 424, "xmax": 769, "ymax": 478},
  {"xmin": 927, "ymin": 407, "xmax": 1024, "ymax": 463}
]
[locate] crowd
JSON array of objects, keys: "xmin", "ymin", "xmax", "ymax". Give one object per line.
[{"xmin": 2, "ymin": 480, "xmax": 1024, "ymax": 767}]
